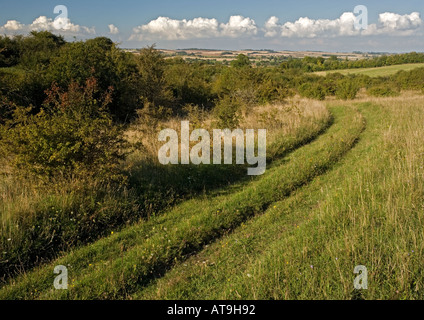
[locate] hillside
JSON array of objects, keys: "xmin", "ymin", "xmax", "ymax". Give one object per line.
[{"xmin": 1, "ymin": 93, "xmax": 423, "ymax": 300}]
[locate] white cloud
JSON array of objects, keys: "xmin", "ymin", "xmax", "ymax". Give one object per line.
[
  {"xmin": 264, "ymin": 12, "xmax": 423, "ymax": 38},
  {"xmin": 130, "ymin": 15, "xmax": 256, "ymax": 40},
  {"xmin": 30, "ymin": 16, "xmax": 95, "ymax": 34},
  {"xmin": 219, "ymin": 16, "xmax": 257, "ymax": 38},
  {"xmin": 263, "ymin": 16, "xmax": 280, "ymax": 37},
  {"xmin": 131, "ymin": 16, "xmax": 219, "ymax": 40},
  {"xmin": 0, "ymin": 16, "xmax": 95, "ymax": 36},
  {"xmin": 264, "ymin": 12, "xmax": 359, "ymax": 38},
  {"xmin": 3, "ymin": 20, "xmax": 25, "ymax": 31},
  {"xmin": 108, "ymin": 24, "xmax": 119, "ymax": 35},
  {"xmin": 380, "ymin": 12, "xmax": 421, "ymax": 30},
  {"xmin": 363, "ymin": 12, "xmax": 422, "ymax": 36}
]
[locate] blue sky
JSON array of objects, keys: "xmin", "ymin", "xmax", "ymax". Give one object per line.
[{"xmin": 1, "ymin": 0, "xmax": 424, "ymax": 52}]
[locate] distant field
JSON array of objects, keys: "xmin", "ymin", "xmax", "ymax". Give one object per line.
[
  {"xmin": 315, "ymin": 63, "xmax": 424, "ymax": 77},
  {"xmin": 153, "ymin": 49, "xmax": 374, "ymax": 64}
]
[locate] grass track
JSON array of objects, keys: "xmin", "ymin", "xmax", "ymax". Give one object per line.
[
  {"xmin": 135, "ymin": 97, "xmax": 424, "ymax": 300},
  {"xmin": 0, "ymin": 103, "xmax": 365, "ymax": 300}
]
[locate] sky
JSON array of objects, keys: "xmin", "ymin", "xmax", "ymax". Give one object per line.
[{"xmin": 1, "ymin": 0, "xmax": 424, "ymax": 52}]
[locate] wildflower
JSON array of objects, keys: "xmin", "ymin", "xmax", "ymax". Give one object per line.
[
  {"xmin": 111, "ymin": 231, "xmax": 114, "ymax": 235},
  {"xmin": 310, "ymin": 265, "xmax": 314, "ymax": 269}
]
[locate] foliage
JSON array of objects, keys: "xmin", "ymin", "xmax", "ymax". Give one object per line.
[
  {"xmin": 230, "ymin": 54, "xmax": 251, "ymax": 68},
  {"xmin": 0, "ymin": 78, "xmax": 128, "ymax": 183},
  {"xmin": 214, "ymin": 95, "xmax": 241, "ymax": 129},
  {"xmin": 135, "ymin": 45, "xmax": 174, "ymax": 110},
  {"xmin": 367, "ymin": 84, "xmax": 400, "ymax": 97},
  {"xmin": 298, "ymin": 82, "xmax": 326, "ymax": 100},
  {"xmin": 335, "ymin": 78, "xmax": 360, "ymax": 100}
]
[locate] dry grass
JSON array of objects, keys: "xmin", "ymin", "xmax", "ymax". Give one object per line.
[{"xmin": 125, "ymin": 98, "xmax": 329, "ymax": 164}]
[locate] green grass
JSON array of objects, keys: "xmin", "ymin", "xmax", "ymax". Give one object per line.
[
  {"xmin": 0, "ymin": 104, "xmax": 329, "ymax": 282},
  {"xmin": 315, "ymin": 63, "xmax": 424, "ymax": 77},
  {"xmin": 133, "ymin": 96, "xmax": 424, "ymax": 300},
  {"xmin": 2, "ymin": 94, "xmax": 424, "ymax": 300},
  {"xmin": 0, "ymin": 103, "xmax": 365, "ymax": 299}
]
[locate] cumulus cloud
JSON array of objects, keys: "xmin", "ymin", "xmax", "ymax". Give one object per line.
[
  {"xmin": 2, "ymin": 20, "xmax": 25, "ymax": 31},
  {"xmin": 31, "ymin": 16, "xmax": 95, "ymax": 34},
  {"xmin": 363, "ymin": 12, "xmax": 422, "ymax": 36},
  {"xmin": 130, "ymin": 15, "xmax": 256, "ymax": 40},
  {"xmin": 264, "ymin": 12, "xmax": 359, "ymax": 38},
  {"xmin": 263, "ymin": 16, "xmax": 280, "ymax": 37},
  {"xmin": 264, "ymin": 12, "xmax": 423, "ymax": 38},
  {"xmin": 219, "ymin": 16, "xmax": 257, "ymax": 38},
  {"xmin": 108, "ymin": 24, "xmax": 119, "ymax": 35},
  {"xmin": 131, "ymin": 16, "xmax": 219, "ymax": 40},
  {"xmin": 380, "ymin": 12, "xmax": 421, "ymax": 30},
  {"xmin": 0, "ymin": 16, "xmax": 95, "ymax": 36}
]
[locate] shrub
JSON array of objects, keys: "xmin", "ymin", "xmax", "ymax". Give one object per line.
[
  {"xmin": 213, "ymin": 95, "xmax": 241, "ymax": 129},
  {"xmin": 367, "ymin": 85, "xmax": 400, "ymax": 97},
  {"xmin": 0, "ymin": 78, "xmax": 129, "ymax": 183},
  {"xmin": 335, "ymin": 79, "xmax": 360, "ymax": 100},
  {"xmin": 298, "ymin": 82, "xmax": 326, "ymax": 100}
]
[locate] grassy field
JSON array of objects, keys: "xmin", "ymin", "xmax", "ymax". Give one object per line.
[
  {"xmin": 1, "ymin": 93, "xmax": 424, "ymax": 300},
  {"xmin": 315, "ymin": 63, "xmax": 424, "ymax": 77},
  {"xmin": 135, "ymin": 94, "xmax": 424, "ymax": 300}
]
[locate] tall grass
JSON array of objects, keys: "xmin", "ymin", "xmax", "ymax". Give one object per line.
[
  {"xmin": 0, "ymin": 98, "xmax": 328, "ymax": 284},
  {"xmin": 0, "ymin": 101, "xmax": 361, "ymax": 299},
  {"xmin": 134, "ymin": 93, "xmax": 424, "ymax": 300}
]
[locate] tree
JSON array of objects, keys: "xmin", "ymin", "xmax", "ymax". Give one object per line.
[
  {"xmin": 47, "ymin": 37, "xmax": 139, "ymax": 120},
  {"xmin": 230, "ymin": 54, "xmax": 251, "ymax": 68},
  {"xmin": 135, "ymin": 45, "xmax": 174, "ymax": 110},
  {"xmin": 19, "ymin": 31, "xmax": 65, "ymax": 70}
]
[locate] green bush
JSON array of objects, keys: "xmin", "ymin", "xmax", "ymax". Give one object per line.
[
  {"xmin": 335, "ymin": 79, "xmax": 360, "ymax": 100},
  {"xmin": 367, "ymin": 85, "xmax": 400, "ymax": 97},
  {"xmin": 298, "ymin": 82, "xmax": 326, "ymax": 100},
  {"xmin": 0, "ymin": 77, "xmax": 128, "ymax": 183},
  {"xmin": 394, "ymin": 68, "xmax": 424, "ymax": 91},
  {"xmin": 213, "ymin": 95, "xmax": 241, "ymax": 129}
]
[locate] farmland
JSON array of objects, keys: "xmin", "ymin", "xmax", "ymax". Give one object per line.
[{"xmin": 315, "ymin": 63, "xmax": 424, "ymax": 77}]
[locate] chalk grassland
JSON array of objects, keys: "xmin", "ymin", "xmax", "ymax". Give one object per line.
[
  {"xmin": 1, "ymin": 98, "xmax": 365, "ymax": 299},
  {"xmin": 126, "ymin": 99, "xmax": 328, "ymax": 164},
  {"xmin": 0, "ymin": 98, "xmax": 329, "ymax": 289},
  {"xmin": 133, "ymin": 93, "xmax": 424, "ymax": 300},
  {"xmin": 315, "ymin": 63, "xmax": 424, "ymax": 77},
  {"xmin": 2, "ymin": 93, "xmax": 424, "ymax": 300}
]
